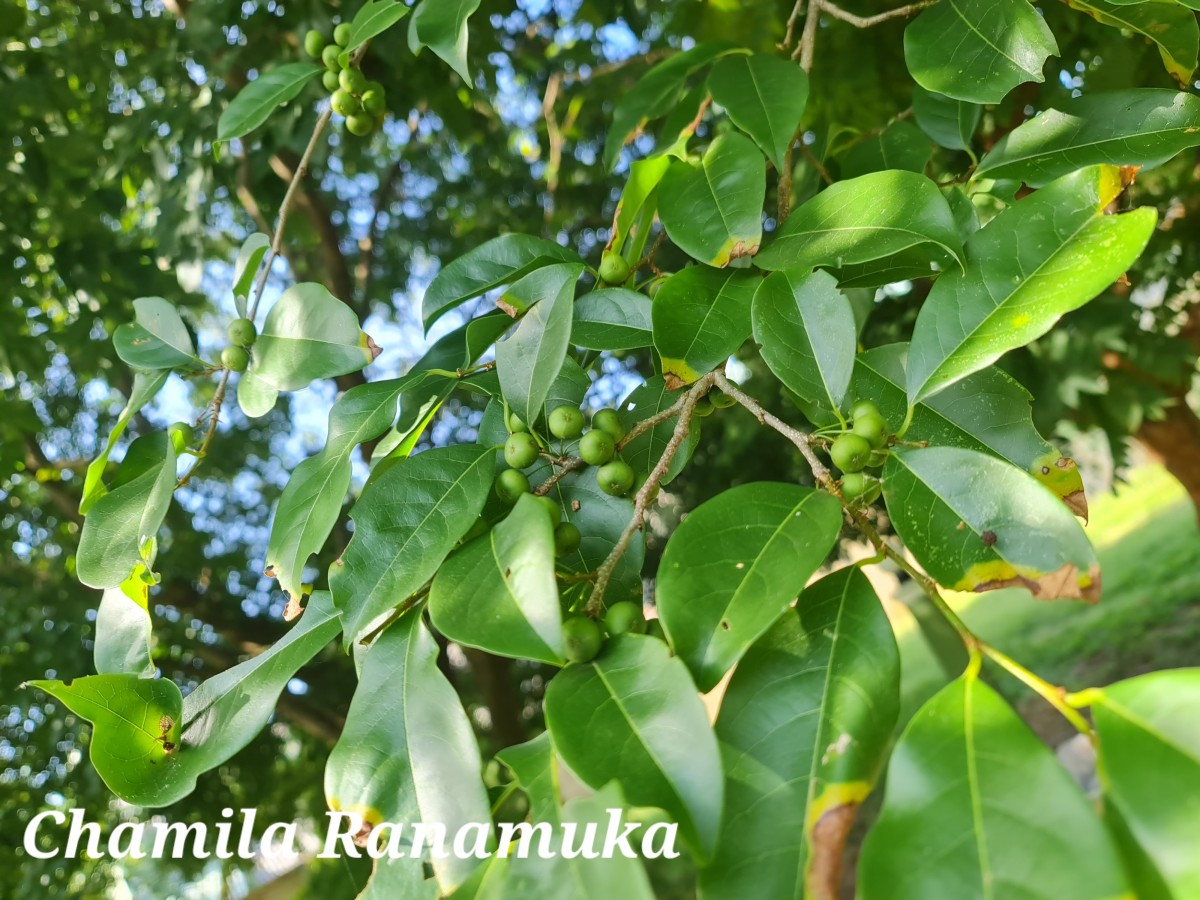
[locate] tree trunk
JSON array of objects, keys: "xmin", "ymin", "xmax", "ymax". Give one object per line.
[{"xmin": 1138, "ymin": 397, "xmax": 1200, "ymax": 517}]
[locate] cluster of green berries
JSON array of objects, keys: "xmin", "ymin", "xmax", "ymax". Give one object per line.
[
  {"xmin": 829, "ymin": 399, "xmax": 891, "ymax": 504},
  {"xmin": 304, "ymin": 25, "xmax": 386, "ymax": 137},
  {"xmin": 561, "ymin": 600, "xmax": 649, "ymax": 663},
  {"xmin": 220, "ymin": 317, "xmax": 257, "ymax": 373}
]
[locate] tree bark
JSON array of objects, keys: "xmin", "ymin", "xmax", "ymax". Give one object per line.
[{"xmin": 1138, "ymin": 397, "xmax": 1200, "ymax": 516}]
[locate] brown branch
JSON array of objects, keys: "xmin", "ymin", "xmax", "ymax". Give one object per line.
[
  {"xmin": 797, "ymin": 0, "xmax": 822, "ymax": 67},
  {"xmin": 819, "ymin": 0, "xmax": 939, "ymax": 28},
  {"xmin": 542, "ymin": 72, "xmax": 564, "ymax": 231}
]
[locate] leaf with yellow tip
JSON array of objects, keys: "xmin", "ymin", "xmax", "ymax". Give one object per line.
[{"xmin": 652, "ymin": 266, "xmax": 757, "ymax": 386}]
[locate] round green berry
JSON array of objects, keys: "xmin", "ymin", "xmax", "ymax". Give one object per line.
[
  {"xmin": 840, "ymin": 471, "xmax": 870, "ymax": 501},
  {"xmin": 548, "ymin": 406, "xmax": 584, "ymax": 440},
  {"xmin": 221, "ymin": 345, "xmax": 250, "ymax": 372},
  {"xmin": 604, "ymin": 601, "xmax": 646, "ymax": 636},
  {"xmin": 504, "ymin": 432, "xmax": 539, "ymax": 470},
  {"xmin": 694, "ymin": 396, "xmax": 714, "ymax": 417},
  {"xmin": 339, "ymin": 67, "xmax": 367, "ymax": 94},
  {"xmin": 852, "ymin": 412, "xmax": 890, "ymax": 450},
  {"xmin": 361, "ymin": 88, "xmax": 386, "ymax": 116},
  {"xmin": 867, "ymin": 449, "xmax": 889, "ymax": 469},
  {"xmin": 346, "ymin": 112, "xmax": 374, "ymax": 136},
  {"xmin": 851, "ymin": 399, "xmax": 881, "ymax": 421},
  {"xmin": 495, "ymin": 468, "xmax": 530, "ymax": 504},
  {"xmin": 227, "ymin": 317, "xmax": 257, "ymax": 347},
  {"xmin": 331, "ymin": 88, "xmax": 359, "ymax": 117},
  {"xmin": 597, "ymin": 460, "xmax": 635, "ymax": 497},
  {"xmin": 579, "ymin": 429, "xmax": 616, "ymax": 466},
  {"xmin": 304, "ymin": 29, "xmax": 325, "ymax": 58},
  {"xmin": 710, "ymin": 390, "xmax": 737, "ymax": 409},
  {"xmin": 554, "ymin": 521, "xmax": 582, "ymax": 557},
  {"xmin": 506, "ymin": 410, "xmax": 528, "ymax": 434},
  {"xmin": 598, "ymin": 250, "xmax": 631, "ymax": 285},
  {"xmin": 322, "ymin": 44, "xmax": 342, "ymax": 70},
  {"xmin": 534, "ymin": 495, "xmax": 562, "ymax": 527},
  {"xmin": 333, "ymin": 22, "xmax": 352, "ymax": 47},
  {"xmin": 830, "ymin": 433, "xmax": 872, "ymax": 474},
  {"xmin": 562, "ymin": 616, "xmax": 603, "ymax": 664},
  {"xmin": 322, "ymin": 70, "xmax": 342, "ymax": 92},
  {"xmin": 591, "ymin": 408, "xmax": 626, "ymax": 441}
]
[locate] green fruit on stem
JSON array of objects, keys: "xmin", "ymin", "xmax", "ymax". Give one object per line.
[
  {"xmin": 710, "ymin": 390, "xmax": 736, "ymax": 409},
  {"xmin": 495, "ymin": 468, "xmax": 530, "ymax": 504},
  {"xmin": 554, "ymin": 521, "xmax": 581, "ymax": 556},
  {"xmin": 597, "ymin": 459, "xmax": 635, "ymax": 497},
  {"xmin": 562, "ymin": 616, "xmax": 603, "ymax": 663},
  {"xmin": 227, "ymin": 317, "xmax": 257, "ymax": 347},
  {"xmin": 361, "ymin": 88, "xmax": 386, "ymax": 116},
  {"xmin": 598, "ymin": 250, "xmax": 630, "ymax": 284},
  {"xmin": 346, "ymin": 113, "xmax": 374, "ymax": 136},
  {"xmin": 591, "ymin": 408, "xmax": 626, "ymax": 441},
  {"xmin": 504, "ymin": 432, "xmax": 539, "ymax": 469},
  {"xmin": 852, "ymin": 412, "xmax": 890, "ymax": 450},
  {"xmin": 333, "ymin": 22, "xmax": 352, "ymax": 47},
  {"xmin": 339, "ymin": 67, "xmax": 367, "ymax": 94},
  {"xmin": 867, "ymin": 449, "xmax": 889, "ymax": 469},
  {"xmin": 604, "ymin": 601, "xmax": 646, "ymax": 636},
  {"xmin": 579, "ymin": 429, "xmax": 616, "ymax": 466},
  {"xmin": 304, "ymin": 29, "xmax": 325, "ymax": 58},
  {"xmin": 694, "ymin": 396, "xmax": 714, "ymax": 417},
  {"xmin": 322, "ymin": 70, "xmax": 341, "ymax": 92},
  {"xmin": 331, "ymin": 89, "xmax": 359, "ymax": 117},
  {"xmin": 506, "ymin": 410, "xmax": 528, "ymax": 434},
  {"xmin": 322, "ymin": 45, "xmax": 342, "ymax": 70},
  {"xmin": 548, "ymin": 405, "xmax": 584, "ymax": 440},
  {"xmin": 840, "ymin": 471, "xmax": 870, "ymax": 500},
  {"xmin": 830, "ymin": 433, "xmax": 872, "ymax": 473},
  {"xmin": 851, "ymin": 399, "xmax": 880, "ymax": 421},
  {"xmin": 535, "ymin": 495, "xmax": 562, "ymax": 527},
  {"xmin": 221, "ymin": 345, "xmax": 250, "ymax": 373}
]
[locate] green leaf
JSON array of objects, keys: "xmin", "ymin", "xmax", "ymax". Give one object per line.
[
  {"xmin": 906, "ymin": 165, "xmax": 1157, "ymax": 403},
  {"xmin": 701, "ymin": 568, "xmax": 899, "ymax": 900},
  {"xmin": 976, "ymin": 89, "xmax": 1200, "ymax": 187},
  {"xmin": 266, "ymin": 375, "xmax": 423, "ymax": 602},
  {"xmin": 408, "ymin": 0, "xmax": 482, "ymax": 83},
  {"xmin": 77, "ymin": 431, "xmax": 176, "ymax": 589},
  {"xmin": 708, "ymin": 53, "xmax": 808, "ymax": 172},
  {"xmin": 839, "ymin": 121, "xmax": 932, "ymax": 179},
  {"xmin": 340, "ymin": 0, "xmax": 410, "ymax": 61},
  {"xmin": 754, "ymin": 170, "xmax": 963, "ymax": 288},
  {"xmin": 429, "ymin": 494, "xmax": 564, "ymax": 664},
  {"xmin": 604, "ymin": 43, "xmax": 740, "ymax": 171},
  {"xmin": 657, "ymin": 483, "xmax": 842, "ymax": 691},
  {"xmin": 853, "ymin": 343, "xmax": 1087, "ymax": 515},
  {"xmin": 544, "ymin": 634, "xmax": 723, "ymax": 860},
  {"xmin": 652, "ymin": 265, "xmax": 758, "ymax": 387},
  {"xmin": 607, "ymin": 156, "xmax": 671, "ymax": 257},
  {"xmin": 1065, "ymin": 0, "xmax": 1198, "ymax": 86},
  {"xmin": 236, "ymin": 371, "xmax": 280, "ymax": 419},
  {"xmin": 903, "ymin": 0, "xmax": 1058, "ymax": 105},
  {"xmin": 658, "ymin": 133, "xmax": 765, "ymax": 267},
  {"xmin": 94, "ymin": 568, "xmax": 155, "ymax": 677},
  {"xmin": 1090, "ymin": 669, "xmax": 1200, "ymax": 898},
  {"xmin": 912, "ymin": 85, "xmax": 981, "ymax": 152},
  {"xmin": 80, "ymin": 370, "xmax": 170, "ymax": 515},
  {"xmin": 752, "ymin": 269, "xmax": 857, "ymax": 415},
  {"xmin": 244, "ymin": 282, "xmax": 377, "ymax": 396},
  {"xmin": 858, "ymin": 667, "xmax": 1130, "ymax": 900},
  {"xmin": 231, "ymin": 232, "xmax": 270, "ymax": 314},
  {"xmin": 618, "ymin": 376, "xmax": 698, "ymax": 486},
  {"xmin": 495, "ymin": 263, "xmax": 583, "ymax": 427},
  {"xmin": 325, "ymin": 610, "xmax": 491, "ymax": 893},
  {"xmin": 359, "ymin": 858, "xmax": 439, "ymax": 900},
  {"xmin": 423, "ymin": 234, "xmax": 581, "ymax": 329},
  {"xmin": 112, "ymin": 297, "xmax": 203, "ymax": 371},
  {"xmin": 330, "ymin": 444, "xmax": 495, "ymax": 645},
  {"xmin": 882, "ymin": 446, "xmax": 1101, "ymax": 600},
  {"xmin": 216, "ymin": 62, "xmax": 323, "ymax": 143},
  {"xmin": 571, "ymin": 288, "xmax": 653, "ymax": 351}
]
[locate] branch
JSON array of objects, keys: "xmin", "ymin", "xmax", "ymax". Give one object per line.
[
  {"xmin": 541, "ymin": 72, "xmax": 564, "ymax": 231},
  {"xmin": 796, "ymin": 0, "xmax": 822, "ymax": 68},
  {"xmin": 819, "ymin": 0, "xmax": 939, "ymax": 28},
  {"xmin": 356, "ymin": 159, "xmax": 402, "ymax": 301}
]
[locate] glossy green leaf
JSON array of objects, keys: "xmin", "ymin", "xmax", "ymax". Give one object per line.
[
  {"xmin": 571, "ymin": 288, "xmax": 653, "ymax": 351},
  {"xmin": 495, "ymin": 263, "xmax": 583, "ymax": 427},
  {"xmin": 658, "ymin": 133, "xmax": 765, "ymax": 267},
  {"xmin": 618, "ymin": 376, "xmax": 698, "ymax": 485},
  {"xmin": 340, "ymin": 0, "xmax": 410, "ymax": 61},
  {"xmin": 408, "ymin": 0, "xmax": 481, "ymax": 82},
  {"xmin": 607, "ymin": 156, "xmax": 670, "ymax": 256},
  {"xmin": 652, "ymin": 265, "xmax": 758, "ymax": 386},
  {"xmin": 906, "ymin": 166, "xmax": 1157, "ymax": 403},
  {"xmin": 544, "ymin": 634, "xmax": 723, "ymax": 859},
  {"xmin": 858, "ymin": 668, "xmax": 1130, "ymax": 900},
  {"xmin": 701, "ymin": 568, "xmax": 899, "ymax": 900},
  {"xmin": 903, "ymin": 0, "xmax": 1058, "ymax": 104},
  {"xmin": 236, "ymin": 371, "xmax": 279, "ymax": 419},
  {"xmin": 216, "ymin": 62, "xmax": 322, "ymax": 143},
  {"xmin": 231, "ymin": 232, "xmax": 269, "ymax": 313},
  {"xmin": 1091, "ymin": 668, "xmax": 1200, "ymax": 898},
  {"xmin": 325, "ymin": 610, "xmax": 491, "ymax": 893},
  {"xmin": 330, "ymin": 444, "xmax": 495, "ymax": 645},
  {"xmin": 708, "ymin": 53, "xmax": 808, "ymax": 171},
  {"xmin": 754, "ymin": 170, "xmax": 963, "ymax": 287},
  {"xmin": 976, "ymin": 89, "xmax": 1200, "ymax": 187},
  {"xmin": 840, "ymin": 121, "xmax": 932, "ymax": 179},
  {"xmin": 80, "ymin": 370, "xmax": 170, "ymax": 515},
  {"xmin": 657, "ymin": 483, "xmax": 842, "ymax": 691},
  {"xmin": 912, "ymin": 85, "xmax": 981, "ymax": 152},
  {"xmin": 1066, "ymin": 0, "xmax": 1198, "ymax": 86},
  {"xmin": 359, "ymin": 858, "xmax": 439, "ymax": 900},
  {"xmin": 94, "ymin": 569, "xmax": 155, "ymax": 677},
  {"xmin": 77, "ymin": 431, "xmax": 176, "ymax": 589},
  {"xmin": 112, "ymin": 297, "xmax": 203, "ymax": 372},
  {"xmin": 883, "ymin": 446, "xmax": 1100, "ymax": 600},
  {"xmin": 752, "ymin": 269, "xmax": 857, "ymax": 415},
  {"xmin": 854, "ymin": 344, "xmax": 1086, "ymax": 515},
  {"xmin": 429, "ymin": 494, "xmax": 564, "ymax": 664}
]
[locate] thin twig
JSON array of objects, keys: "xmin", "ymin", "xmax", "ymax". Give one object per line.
[
  {"xmin": 797, "ymin": 0, "xmax": 822, "ymax": 68},
  {"xmin": 781, "ymin": 0, "xmax": 807, "ymax": 51},
  {"xmin": 819, "ymin": 0, "xmax": 939, "ymax": 28},
  {"xmin": 981, "ymin": 643, "xmax": 1095, "ymax": 738},
  {"xmin": 799, "ymin": 139, "xmax": 833, "ymax": 187}
]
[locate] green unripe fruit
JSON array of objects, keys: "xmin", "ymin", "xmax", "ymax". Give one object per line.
[
  {"xmin": 221, "ymin": 345, "xmax": 250, "ymax": 373},
  {"xmin": 331, "ymin": 89, "xmax": 359, "ymax": 117},
  {"xmin": 535, "ymin": 495, "xmax": 562, "ymax": 527},
  {"xmin": 227, "ymin": 317, "xmax": 257, "ymax": 347},
  {"xmin": 851, "ymin": 399, "xmax": 881, "ymax": 421},
  {"xmin": 597, "ymin": 459, "xmax": 635, "ymax": 497},
  {"xmin": 333, "ymin": 22, "xmax": 352, "ymax": 47},
  {"xmin": 604, "ymin": 601, "xmax": 646, "ymax": 636},
  {"xmin": 710, "ymin": 390, "xmax": 737, "ymax": 409},
  {"xmin": 830, "ymin": 433, "xmax": 872, "ymax": 474},
  {"xmin": 694, "ymin": 396, "xmax": 714, "ymax": 417},
  {"xmin": 323, "ymin": 70, "xmax": 342, "ymax": 92},
  {"xmin": 852, "ymin": 412, "xmax": 890, "ymax": 450},
  {"xmin": 495, "ymin": 468, "xmax": 531, "ymax": 504},
  {"xmin": 867, "ymin": 449, "xmax": 889, "ymax": 469},
  {"xmin": 840, "ymin": 471, "xmax": 870, "ymax": 501},
  {"xmin": 504, "ymin": 432, "xmax": 539, "ymax": 469},
  {"xmin": 562, "ymin": 616, "xmax": 603, "ymax": 663},
  {"xmin": 322, "ymin": 45, "xmax": 342, "ymax": 70},
  {"xmin": 591, "ymin": 408, "xmax": 626, "ymax": 441},
  {"xmin": 862, "ymin": 479, "xmax": 883, "ymax": 505},
  {"xmin": 346, "ymin": 112, "xmax": 374, "ymax": 136},
  {"xmin": 339, "ymin": 67, "xmax": 367, "ymax": 94},
  {"xmin": 304, "ymin": 29, "xmax": 325, "ymax": 58},
  {"xmin": 506, "ymin": 410, "xmax": 528, "ymax": 434},
  {"xmin": 169, "ymin": 422, "xmax": 193, "ymax": 455},
  {"xmin": 362, "ymin": 88, "xmax": 386, "ymax": 116},
  {"xmin": 598, "ymin": 250, "xmax": 631, "ymax": 285},
  {"xmin": 548, "ymin": 405, "xmax": 584, "ymax": 440},
  {"xmin": 554, "ymin": 521, "xmax": 581, "ymax": 556},
  {"xmin": 579, "ymin": 429, "xmax": 616, "ymax": 466}
]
